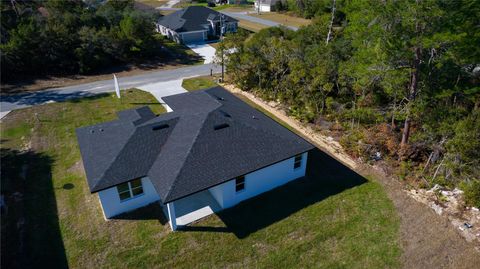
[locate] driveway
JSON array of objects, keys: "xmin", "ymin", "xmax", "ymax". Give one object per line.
[
  {"xmin": 0, "ymin": 64, "xmax": 220, "ymax": 118},
  {"xmin": 135, "ymin": 79, "xmax": 187, "ymax": 112},
  {"xmin": 187, "ymin": 43, "xmax": 217, "ymax": 64}
]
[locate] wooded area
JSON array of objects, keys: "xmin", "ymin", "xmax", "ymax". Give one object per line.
[
  {"xmin": 220, "ymin": 0, "xmax": 480, "ymax": 206},
  {"xmin": 1, "ymin": 0, "xmax": 162, "ymax": 81}
]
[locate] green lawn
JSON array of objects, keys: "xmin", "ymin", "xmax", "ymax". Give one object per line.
[
  {"xmin": 182, "ymin": 76, "xmax": 219, "ymax": 91},
  {"xmin": 162, "ymin": 39, "xmax": 204, "ymax": 65},
  {"xmin": 1, "ymin": 89, "xmax": 401, "ymax": 268}
]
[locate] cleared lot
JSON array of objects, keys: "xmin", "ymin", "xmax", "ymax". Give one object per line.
[
  {"xmin": 1, "ymin": 88, "xmax": 400, "ymax": 268},
  {"xmin": 249, "ymin": 12, "xmax": 311, "ymax": 28}
]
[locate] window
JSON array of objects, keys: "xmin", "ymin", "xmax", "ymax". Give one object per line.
[
  {"xmin": 294, "ymin": 154, "xmax": 303, "ymax": 169},
  {"xmin": 235, "ymin": 176, "xmax": 245, "ymax": 192},
  {"xmin": 117, "ymin": 179, "xmax": 144, "ymax": 201}
]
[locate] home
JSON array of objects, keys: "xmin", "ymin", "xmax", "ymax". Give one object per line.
[
  {"xmin": 156, "ymin": 6, "xmax": 238, "ymax": 44},
  {"xmin": 76, "ymin": 87, "xmax": 313, "ymax": 231},
  {"xmin": 254, "ymin": 0, "xmax": 284, "ymax": 12}
]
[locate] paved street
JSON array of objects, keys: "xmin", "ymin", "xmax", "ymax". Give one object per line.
[
  {"xmin": 0, "ymin": 8, "xmax": 296, "ymax": 119},
  {"xmin": 1, "ymin": 64, "xmax": 220, "ymax": 116}
]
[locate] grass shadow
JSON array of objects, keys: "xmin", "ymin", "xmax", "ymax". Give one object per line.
[
  {"xmin": 183, "ymin": 148, "xmax": 367, "ymax": 239},
  {"xmin": 0, "ymin": 148, "xmax": 68, "ymax": 269}
]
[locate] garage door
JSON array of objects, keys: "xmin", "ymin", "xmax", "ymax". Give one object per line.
[{"xmin": 181, "ymin": 31, "xmax": 205, "ymax": 44}]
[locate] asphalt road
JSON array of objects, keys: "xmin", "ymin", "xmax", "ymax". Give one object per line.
[{"xmin": 1, "ymin": 63, "xmax": 220, "ymax": 113}]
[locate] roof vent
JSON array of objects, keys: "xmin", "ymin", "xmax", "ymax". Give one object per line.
[
  {"xmin": 152, "ymin": 124, "xmax": 169, "ymax": 131},
  {"xmin": 214, "ymin": 123, "xmax": 229, "ymax": 130}
]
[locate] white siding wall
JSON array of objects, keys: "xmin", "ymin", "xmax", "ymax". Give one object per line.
[
  {"xmin": 98, "ymin": 177, "xmax": 160, "ymax": 219},
  {"xmin": 255, "ymin": 3, "xmax": 272, "ymax": 12},
  {"xmin": 208, "ymin": 152, "xmax": 308, "ymax": 209}
]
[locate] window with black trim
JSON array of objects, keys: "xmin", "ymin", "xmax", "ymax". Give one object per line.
[
  {"xmin": 235, "ymin": 176, "xmax": 245, "ymax": 192},
  {"xmin": 117, "ymin": 178, "xmax": 144, "ymax": 201},
  {"xmin": 294, "ymin": 154, "xmax": 303, "ymax": 169}
]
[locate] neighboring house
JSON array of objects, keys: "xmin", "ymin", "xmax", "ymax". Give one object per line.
[
  {"xmin": 254, "ymin": 0, "xmax": 283, "ymax": 12},
  {"xmin": 76, "ymin": 87, "xmax": 313, "ymax": 231},
  {"xmin": 156, "ymin": 6, "xmax": 238, "ymax": 44}
]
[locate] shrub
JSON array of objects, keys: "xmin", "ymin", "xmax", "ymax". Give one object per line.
[
  {"xmin": 339, "ymin": 129, "xmax": 366, "ymax": 158},
  {"xmin": 460, "ymin": 180, "xmax": 480, "ymax": 208}
]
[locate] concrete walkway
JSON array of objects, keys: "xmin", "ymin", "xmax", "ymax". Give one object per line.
[
  {"xmin": 220, "ymin": 11, "xmax": 299, "ymax": 31},
  {"xmin": 135, "ymin": 79, "xmax": 187, "ymax": 112},
  {"xmin": 187, "ymin": 43, "xmax": 217, "ymax": 64},
  {"xmin": 174, "ymin": 190, "xmax": 221, "ymax": 226}
]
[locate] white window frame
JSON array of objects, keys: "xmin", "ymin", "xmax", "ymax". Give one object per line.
[{"xmin": 117, "ymin": 178, "xmax": 144, "ymax": 202}]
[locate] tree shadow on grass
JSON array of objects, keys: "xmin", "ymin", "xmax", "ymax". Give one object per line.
[
  {"xmin": 0, "ymin": 148, "xmax": 68, "ymax": 269},
  {"xmin": 0, "ymin": 90, "xmax": 108, "ymax": 109},
  {"xmin": 180, "ymin": 148, "xmax": 367, "ymax": 239}
]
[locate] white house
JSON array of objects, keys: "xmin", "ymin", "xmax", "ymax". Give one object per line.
[
  {"xmin": 254, "ymin": 0, "xmax": 284, "ymax": 12},
  {"xmin": 156, "ymin": 6, "xmax": 238, "ymax": 44},
  {"xmin": 76, "ymin": 87, "xmax": 313, "ymax": 231}
]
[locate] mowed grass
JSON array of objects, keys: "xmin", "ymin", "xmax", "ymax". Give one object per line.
[
  {"xmin": 136, "ymin": 0, "xmax": 169, "ymax": 8},
  {"xmin": 1, "ymin": 89, "xmax": 401, "ymax": 268},
  {"xmin": 182, "ymin": 76, "xmax": 219, "ymax": 91},
  {"xmin": 238, "ymin": 19, "xmax": 269, "ymax": 32},
  {"xmin": 249, "ymin": 12, "xmax": 312, "ymax": 28}
]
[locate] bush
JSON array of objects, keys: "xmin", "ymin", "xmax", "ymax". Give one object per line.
[
  {"xmin": 460, "ymin": 180, "xmax": 480, "ymax": 208},
  {"xmin": 339, "ymin": 129, "xmax": 366, "ymax": 158},
  {"xmin": 342, "ymin": 107, "xmax": 383, "ymax": 126}
]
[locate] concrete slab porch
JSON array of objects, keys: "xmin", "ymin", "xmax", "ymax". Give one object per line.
[{"xmin": 163, "ymin": 189, "xmax": 222, "ymax": 228}]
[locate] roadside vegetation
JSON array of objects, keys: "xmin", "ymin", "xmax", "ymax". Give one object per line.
[
  {"xmin": 1, "ymin": 0, "xmax": 167, "ymax": 81},
  {"xmin": 219, "ymin": 0, "xmax": 480, "ymax": 206},
  {"xmin": 0, "ymin": 89, "xmax": 400, "ymax": 267}
]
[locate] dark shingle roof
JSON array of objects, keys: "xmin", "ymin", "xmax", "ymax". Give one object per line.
[
  {"xmin": 76, "ymin": 87, "xmax": 313, "ymax": 203},
  {"xmin": 157, "ymin": 6, "xmax": 237, "ymax": 33}
]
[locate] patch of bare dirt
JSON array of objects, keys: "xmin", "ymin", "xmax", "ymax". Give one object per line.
[{"xmin": 223, "ymin": 83, "xmax": 480, "ymax": 269}]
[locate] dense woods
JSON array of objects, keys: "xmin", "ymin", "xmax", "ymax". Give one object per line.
[
  {"xmin": 1, "ymin": 0, "xmax": 161, "ymax": 81},
  {"xmin": 221, "ymin": 0, "xmax": 480, "ymax": 206}
]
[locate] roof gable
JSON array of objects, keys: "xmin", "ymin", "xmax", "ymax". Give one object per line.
[
  {"xmin": 157, "ymin": 6, "xmax": 238, "ymax": 33},
  {"xmin": 76, "ymin": 87, "xmax": 314, "ymax": 202}
]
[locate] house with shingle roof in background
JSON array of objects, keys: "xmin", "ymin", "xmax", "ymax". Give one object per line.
[
  {"xmin": 76, "ymin": 86, "xmax": 313, "ymax": 231},
  {"xmin": 156, "ymin": 6, "xmax": 238, "ymax": 44}
]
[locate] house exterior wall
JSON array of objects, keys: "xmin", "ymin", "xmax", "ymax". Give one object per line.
[
  {"xmin": 98, "ymin": 177, "xmax": 160, "ymax": 219},
  {"xmin": 156, "ymin": 24, "xmax": 182, "ymax": 43},
  {"xmin": 208, "ymin": 152, "xmax": 308, "ymax": 209},
  {"xmin": 254, "ymin": 3, "xmax": 273, "ymax": 12},
  {"xmin": 180, "ymin": 30, "xmax": 208, "ymax": 44}
]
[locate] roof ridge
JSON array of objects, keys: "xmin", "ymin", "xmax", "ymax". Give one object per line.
[
  {"xmin": 162, "ymin": 109, "xmax": 215, "ymax": 202},
  {"xmin": 92, "ymin": 122, "xmax": 137, "ymax": 190}
]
